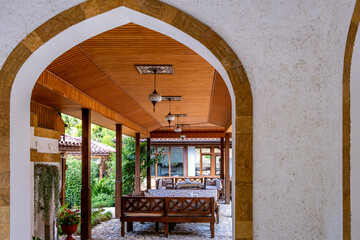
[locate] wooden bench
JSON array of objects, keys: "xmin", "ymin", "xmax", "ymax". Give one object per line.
[{"xmin": 120, "ymin": 196, "xmax": 215, "ymax": 238}]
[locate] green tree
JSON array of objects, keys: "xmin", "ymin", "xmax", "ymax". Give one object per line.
[
  {"xmin": 95, "ymin": 136, "xmax": 162, "ymax": 196},
  {"xmin": 65, "ymin": 158, "xmax": 99, "ymax": 207}
]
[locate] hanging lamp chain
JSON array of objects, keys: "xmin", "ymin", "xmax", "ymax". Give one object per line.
[{"xmin": 153, "ymin": 68, "xmax": 157, "ymax": 90}]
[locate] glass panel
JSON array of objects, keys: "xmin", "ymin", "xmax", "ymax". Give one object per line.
[
  {"xmin": 215, "ymin": 155, "xmax": 221, "ymax": 175},
  {"xmin": 150, "ymin": 154, "xmax": 156, "ymax": 176},
  {"xmin": 157, "ymin": 146, "xmax": 169, "ymax": 153},
  {"xmin": 202, "ymin": 154, "xmax": 211, "ymax": 176},
  {"xmin": 187, "ymin": 147, "xmax": 196, "ymax": 176},
  {"xmin": 157, "ymin": 154, "xmax": 169, "ymax": 176},
  {"xmin": 201, "ymin": 147, "xmax": 211, "ymax": 153},
  {"xmin": 170, "ymin": 146, "xmax": 183, "ymax": 176},
  {"xmin": 214, "ymin": 147, "xmax": 221, "ymax": 153},
  {"xmin": 151, "ymin": 147, "xmax": 156, "ymax": 154},
  {"xmin": 195, "ymin": 147, "xmax": 201, "ymax": 176}
]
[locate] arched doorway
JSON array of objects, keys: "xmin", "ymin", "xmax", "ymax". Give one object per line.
[
  {"xmin": 0, "ymin": 1, "xmax": 253, "ymax": 239},
  {"xmin": 343, "ymin": 0, "xmax": 360, "ymax": 239}
]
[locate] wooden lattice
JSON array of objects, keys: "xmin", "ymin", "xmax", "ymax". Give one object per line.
[
  {"xmin": 167, "ymin": 197, "xmax": 213, "ymax": 214},
  {"xmin": 174, "ymin": 177, "xmax": 204, "ymax": 184},
  {"xmin": 123, "ymin": 197, "xmax": 165, "ymax": 213}
]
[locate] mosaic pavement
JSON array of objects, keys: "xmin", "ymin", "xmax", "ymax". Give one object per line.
[{"xmin": 62, "ymin": 203, "xmax": 232, "ymax": 239}]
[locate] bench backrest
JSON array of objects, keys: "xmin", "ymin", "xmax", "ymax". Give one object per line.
[
  {"xmin": 166, "ymin": 197, "xmax": 214, "ymax": 216},
  {"xmin": 174, "ymin": 177, "xmax": 204, "ymax": 184},
  {"xmin": 121, "ymin": 196, "xmax": 214, "ymax": 217},
  {"xmin": 121, "ymin": 197, "xmax": 165, "ymax": 215}
]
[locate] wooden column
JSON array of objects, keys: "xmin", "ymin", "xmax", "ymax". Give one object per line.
[
  {"xmin": 220, "ymin": 138, "xmax": 225, "ymax": 179},
  {"xmin": 99, "ymin": 158, "xmax": 103, "ymax": 180},
  {"xmin": 115, "ymin": 124, "xmax": 123, "ymax": 219},
  {"xmin": 135, "ymin": 133, "xmax": 141, "ymax": 193},
  {"xmin": 60, "ymin": 155, "xmax": 66, "ymax": 206},
  {"xmin": 81, "ymin": 108, "xmax": 91, "ymax": 239},
  {"xmin": 225, "ymin": 133, "xmax": 231, "ymax": 204},
  {"xmin": 146, "ymin": 138, "xmax": 151, "ymax": 190}
]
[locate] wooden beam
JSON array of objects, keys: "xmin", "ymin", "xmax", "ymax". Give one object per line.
[
  {"xmin": 224, "ymin": 119, "xmax": 232, "ymax": 133},
  {"xmin": 135, "ymin": 133, "xmax": 141, "ymax": 193},
  {"xmin": 220, "ymin": 138, "xmax": 224, "ymax": 180},
  {"xmin": 81, "ymin": 108, "xmax": 91, "ymax": 239},
  {"xmin": 225, "ymin": 133, "xmax": 231, "ymax": 204},
  {"xmin": 147, "ymin": 138, "xmax": 151, "ymax": 190},
  {"xmin": 37, "ymin": 71, "xmax": 150, "ymax": 137},
  {"xmin": 150, "ymin": 132, "xmax": 227, "ymax": 139},
  {"xmin": 30, "ymin": 149, "xmax": 61, "ymax": 162},
  {"xmin": 115, "ymin": 124, "xmax": 123, "ymax": 219}
]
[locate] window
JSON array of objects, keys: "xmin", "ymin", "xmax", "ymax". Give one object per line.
[
  {"xmin": 151, "ymin": 146, "xmax": 184, "ymax": 177},
  {"xmin": 215, "ymin": 155, "xmax": 221, "ymax": 175},
  {"xmin": 157, "ymin": 154, "xmax": 169, "ymax": 176},
  {"xmin": 195, "ymin": 147, "xmax": 201, "ymax": 176},
  {"xmin": 202, "ymin": 154, "xmax": 211, "ymax": 175},
  {"xmin": 188, "ymin": 146, "xmax": 221, "ymax": 177},
  {"xmin": 170, "ymin": 146, "xmax": 184, "ymax": 176}
]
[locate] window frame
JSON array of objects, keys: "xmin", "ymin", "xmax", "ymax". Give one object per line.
[{"xmin": 151, "ymin": 145, "xmax": 185, "ymax": 177}]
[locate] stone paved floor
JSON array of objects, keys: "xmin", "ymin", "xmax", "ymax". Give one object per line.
[{"xmin": 63, "ymin": 203, "xmax": 232, "ymax": 239}]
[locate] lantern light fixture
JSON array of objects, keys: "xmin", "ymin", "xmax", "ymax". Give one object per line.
[
  {"xmin": 165, "ymin": 100, "xmax": 175, "ymax": 125},
  {"xmin": 174, "ymin": 116, "xmax": 182, "ymax": 133},
  {"xmin": 148, "ymin": 68, "xmax": 162, "ymax": 112}
]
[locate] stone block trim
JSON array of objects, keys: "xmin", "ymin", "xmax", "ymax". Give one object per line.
[
  {"xmin": 0, "ymin": 0, "xmax": 253, "ymax": 238},
  {"xmin": 343, "ymin": 1, "xmax": 360, "ymax": 239}
]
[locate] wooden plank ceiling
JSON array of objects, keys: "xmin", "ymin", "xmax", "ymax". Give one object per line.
[{"xmin": 31, "ymin": 23, "xmax": 231, "ymax": 137}]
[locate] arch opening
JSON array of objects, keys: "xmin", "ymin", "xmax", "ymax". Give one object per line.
[{"xmin": 0, "ymin": 2, "xmax": 253, "ymax": 239}]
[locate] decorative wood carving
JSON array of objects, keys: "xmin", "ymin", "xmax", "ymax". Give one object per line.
[{"xmin": 135, "ymin": 65, "xmax": 174, "ymax": 74}]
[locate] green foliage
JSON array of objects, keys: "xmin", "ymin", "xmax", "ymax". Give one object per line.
[
  {"xmin": 32, "ymin": 236, "xmax": 41, "ymax": 240},
  {"xmin": 34, "ymin": 164, "xmax": 60, "ymax": 220},
  {"xmin": 62, "ymin": 113, "xmax": 162, "ymax": 208},
  {"xmin": 61, "ymin": 114, "xmax": 81, "ymax": 137},
  {"xmin": 103, "ymin": 136, "xmax": 162, "ymax": 196},
  {"xmin": 65, "ymin": 158, "xmax": 99, "ymax": 207},
  {"xmin": 61, "ymin": 113, "xmax": 116, "ymax": 147},
  {"xmin": 92, "ymin": 193, "xmax": 115, "ymax": 208}
]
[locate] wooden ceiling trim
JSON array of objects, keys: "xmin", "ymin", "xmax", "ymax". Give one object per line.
[
  {"xmin": 150, "ymin": 132, "xmax": 229, "ymax": 139},
  {"xmin": 46, "ymin": 46, "xmax": 161, "ymax": 131},
  {"xmin": 207, "ymin": 70, "xmax": 217, "ymax": 123},
  {"xmin": 77, "ymin": 45, "xmax": 162, "ymax": 128},
  {"xmin": 77, "ymin": 23, "xmax": 215, "ymax": 127},
  {"xmin": 224, "ymin": 120, "xmax": 232, "ymax": 133},
  {"xmin": 208, "ymin": 71, "xmax": 232, "ymax": 126},
  {"xmin": 36, "ymin": 70, "xmax": 150, "ymax": 136}
]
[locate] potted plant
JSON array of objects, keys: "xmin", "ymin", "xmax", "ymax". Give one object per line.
[{"xmin": 58, "ymin": 208, "xmax": 81, "ymax": 240}]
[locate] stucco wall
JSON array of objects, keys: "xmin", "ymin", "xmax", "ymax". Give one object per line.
[
  {"xmin": 0, "ymin": 0, "xmax": 356, "ymax": 239},
  {"xmin": 351, "ymin": 28, "xmax": 360, "ymax": 240}
]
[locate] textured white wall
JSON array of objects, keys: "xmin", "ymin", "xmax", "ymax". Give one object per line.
[
  {"xmin": 0, "ymin": 0, "xmax": 356, "ymax": 239},
  {"xmin": 351, "ymin": 29, "xmax": 360, "ymax": 240}
]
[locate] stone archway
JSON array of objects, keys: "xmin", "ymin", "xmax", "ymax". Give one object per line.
[
  {"xmin": 343, "ymin": 0, "xmax": 360, "ymax": 239},
  {"xmin": 0, "ymin": 1, "xmax": 253, "ymax": 239}
]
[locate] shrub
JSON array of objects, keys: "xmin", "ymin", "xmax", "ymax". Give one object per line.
[{"xmin": 65, "ymin": 158, "xmax": 99, "ymax": 207}]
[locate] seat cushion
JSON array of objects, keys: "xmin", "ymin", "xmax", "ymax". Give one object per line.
[
  {"xmin": 205, "ymin": 185, "xmax": 218, "ymax": 190},
  {"xmin": 168, "ymin": 213, "xmax": 212, "ymax": 217},
  {"xmin": 125, "ymin": 212, "xmax": 165, "ymax": 217},
  {"xmin": 206, "ymin": 179, "xmax": 217, "ymax": 186}
]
